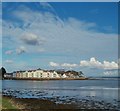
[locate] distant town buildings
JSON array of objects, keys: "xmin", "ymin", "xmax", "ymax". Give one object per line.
[{"xmin": 4, "ymin": 69, "xmax": 85, "ymax": 79}]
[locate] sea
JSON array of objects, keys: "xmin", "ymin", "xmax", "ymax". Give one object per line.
[{"xmin": 1, "ymin": 78, "xmax": 119, "ymax": 107}]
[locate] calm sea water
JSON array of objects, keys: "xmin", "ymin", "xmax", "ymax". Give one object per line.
[{"xmin": 2, "ymin": 79, "xmax": 119, "ymax": 104}]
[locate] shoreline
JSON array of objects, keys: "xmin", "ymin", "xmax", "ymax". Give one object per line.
[
  {"xmin": 1, "ymin": 95, "xmax": 119, "ymax": 111},
  {"xmin": 3, "ymin": 77, "xmax": 91, "ymax": 81},
  {"xmin": 3, "ymin": 77, "xmax": 119, "ymax": 81},
  {"xmin": 2, "ymin": 95, "xmax": 77, "ymax": 110}
]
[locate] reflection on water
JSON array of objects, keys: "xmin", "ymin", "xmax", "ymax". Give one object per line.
[{"xmin": 2, "ymin": 80, "xmax": 119, "ymax": 104}]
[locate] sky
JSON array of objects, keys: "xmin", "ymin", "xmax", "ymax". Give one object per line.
[{"xmin": 2, "ymin": 2, "xmax": 118, "ymax": 77}]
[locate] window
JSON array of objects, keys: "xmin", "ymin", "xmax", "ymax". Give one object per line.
[
  {"xmin": 40, "ymin": 73, "xmax": 42, "ymax": 78},
  {"xmin": 37, "ymin": 73, "xmax": 39, "ymax": 77},
  {"xmin": 53, "ymin": 73, "xmax": 56, "ymax": 77},
  {"xmin": 26, "ymin": 73, "xmax": 28, "ymax": 77},
  {"xmin": 47, "ymin": 73, "xmax": 49, "ymax": 78},
  {"xmin": 32, "ymin": 73, "xmax": 34, "ymax": 77}
]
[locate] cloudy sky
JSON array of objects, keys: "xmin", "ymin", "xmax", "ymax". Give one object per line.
[{"xmin": 2, "ymin": 2, "xmax": 118, "ymax": 77}]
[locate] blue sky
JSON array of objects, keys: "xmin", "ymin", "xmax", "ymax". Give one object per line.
[{"xmin": 2, "ymin": 2, "xmax": 118, "ymax": 77}]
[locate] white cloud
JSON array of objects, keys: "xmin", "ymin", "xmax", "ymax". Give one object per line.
[
  {"xmin": 21, "ymin": 33, "xmax": 45, "ymax": 46},
  {"xmin": 103, "ymin": 61, "xmax": 118, "ymax": 70},
  {"xmin": 2, "ymin": 3, "xmax": 118, "ymax": 72},
  {"xmin": 49, "ymin": 62, "xmax": 59, "ymax": 67},
  {"xmin": 16, "ymin": 46, "xmax": 26, "ymax": 54},
  {"xmin": 49, "ymin": 57, "xmax": 118, "ymax": 70},
  {"xmin": 3, "ymin": 4, "xmax": 117, "ymax": 57},
  {"xmin": 5, "ymin": 60, "xmax": 13, "ymax": 64},
  {"xmin": 5, "ymin": 50, "xmax": 13, "ymax": 55},
  {"xmin": 49, "ymin": 62, "xmax": 78, "ymax": 68},
  {"xmin": 61, "ymin": 63, "xmax": 78, "ymax": 68},
  {"xmin": 49, "ymin": 62, "xmax": 77, "ymax": 71},
  {"xmin": 67, "ymin": 17, "xmax": 97, "ymax": 30},
  {"xmin": 80, "ymin": 57, "xmax": 103, "ymax": 68},
  {"xmin": 80, "ymin": 57, "xmax": 118, "ymax": 70},
  {"xmin": 103, "ymin": 71, "xmax": 118, "ymax": 76}
]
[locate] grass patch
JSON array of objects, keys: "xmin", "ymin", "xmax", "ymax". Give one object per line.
[{"xmin": 2, "ymin": 97, "xmax": 18, "ymax": 109}]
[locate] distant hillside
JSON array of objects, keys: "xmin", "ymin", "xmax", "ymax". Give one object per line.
[{"xmin": 56, "ymin": 70, "xmax": 84, "ymax": 77}]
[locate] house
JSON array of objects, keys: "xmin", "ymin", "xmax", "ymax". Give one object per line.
[
  {"xmin": 62, "ymin": 74, "xmax": 68, "ymax": 78},
  {"xmin": 53, "ymin": 71, "xmax": 60, "ymax": 78},
  {"xmin": 22, "ymin": 71, "xmax": 28, "ymax": 78},
  {"xmin": 4, "ymin": 73, "xmax": 13, "ymax": 78}
]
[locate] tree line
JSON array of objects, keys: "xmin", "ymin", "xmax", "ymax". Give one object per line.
[{"xmin": 0, "ymin": 67, "xmax": 6, "ymax": 79}]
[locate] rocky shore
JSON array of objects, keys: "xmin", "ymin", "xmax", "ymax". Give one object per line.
[{"xmin": 2, "ymin": 95, "xmax": 119, "ymax": 111}]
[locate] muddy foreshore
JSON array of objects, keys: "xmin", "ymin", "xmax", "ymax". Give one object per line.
[
  {"xmin": 2, "ymin": 95, "xmax": 77, "ymax": 111},
  {"xmin": 2, "ymin": 95, "xmax": 119, "ymax": 111}
]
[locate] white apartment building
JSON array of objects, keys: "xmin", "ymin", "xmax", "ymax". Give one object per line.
[{"xmin": 14, "ymin": 69, "xmax": 61, "ymax": 79}]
